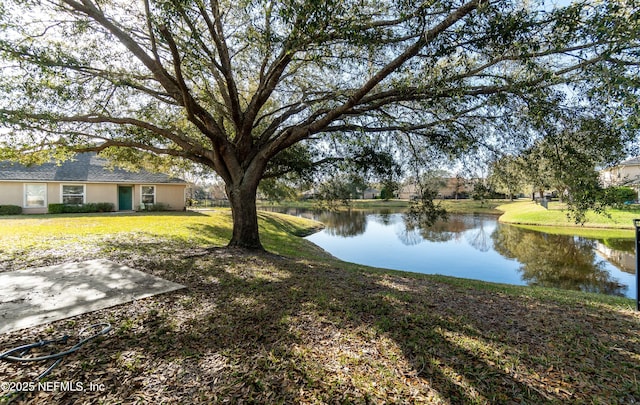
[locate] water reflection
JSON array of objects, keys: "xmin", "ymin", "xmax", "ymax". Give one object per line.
[
  {"xmin": 594, "ymin": 240, "xmax": 635, "ymax": 274},
  {"xmin": 402, "ymin": 216, "xmax": 466, "ymax": 244},
  {"xmin": 467, "ymin": 216, "xmax": 493, "ymax": 252},
  {"xmin": 260, "ymin": 207, "xmax": 636, "ymax": 298},
  {"xmin": 491, "ymin": 225, "xmax": 629, "ymax": 297},
  {"xmin": 370, "ymin": 209, "xmax": 394, "ymax": 226},
  {"xmin": 315, "ymin": 210, "xmax": 367, "ymax": 237}
]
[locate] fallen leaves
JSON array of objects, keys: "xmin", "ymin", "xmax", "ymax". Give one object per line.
[{"xmin": 0, "ymin": 214, "xmax": 639, "ymax": 404}]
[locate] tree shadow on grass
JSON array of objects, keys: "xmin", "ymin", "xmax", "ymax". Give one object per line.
[{"xmin": 2, "ymin": 240, "xmax": 639, "ymax": 404}]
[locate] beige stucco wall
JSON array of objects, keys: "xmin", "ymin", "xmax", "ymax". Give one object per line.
[
  {"xmin": 48, "ymin": 183, "xmax": 61, "ymax": 204},
  {"xmin": 87, "ymin": 183, "xmax": 118, "ymax": 206},
  {"xmin": 21, "ymin": 207, "xmax": 48, "ymax": 214},
  {"xmin": 117, "ymin": 184, "xmax": 187, "ymax": 211},
  {"xmin": 144, "ymin": 184, "xmax": 186, "ymax": 211},
  {"xmin": 398, "ymin": 179, "xmax": 473, "ymax": 200},
  {"xmin": 0, "ymin": 182, "xmax": 23, "ymax": 206},
  {"xmin": 601, "ymin": 165, "xmax": 640, "ymax": 187},
  {"xmin": 0, "ymin": 181, "xmax": 186, "ymax": 213},
  {"xmin": 0, "ymin": 182, "xmax": 49, "ymax": 214},
  {"xmin": 131, "ymin": 184, "xmax": 186, "ymax": 211}
]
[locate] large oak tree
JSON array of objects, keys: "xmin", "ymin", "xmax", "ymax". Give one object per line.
[{"xmin": 0, "ymin": 0, "xmax": 638, "ymax": 249}]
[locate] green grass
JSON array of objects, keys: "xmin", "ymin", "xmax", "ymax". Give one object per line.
[
  {"xmin": 427, "ymin": 274, "xmax": 634, "ymax": 310},
  {"xmin": 0, "ymin": 209, "xmax": 325, "ymax": 269},
  {"xmin": 436, "ymin": 199, "xmax": 504, "ymax": 215},
  {"xmin": 258, "ymin": 198, "xmax": 411, "ymax": 210},
  {"xmin": 0, "ymin": 209, "xmax": 324, "ymax": 249},
  {"xmin": 511, "ymin": 224, "xmax": 635, "ymax": 240},
  {"xmin": 1, "ymin": 210, "xmax": 639, "ymax": 404},
  {"xmin": 498, "ymin": 200, "xmax": 640, "ymax": 228},
  {"xmin": 259, "ymin": 198, "xmax": 504, "ymax": 214},
  {"xmin": 0, "ymin": 211, "xmax": 230, "ymax": 244}
]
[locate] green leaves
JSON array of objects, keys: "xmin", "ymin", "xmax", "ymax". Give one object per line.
[{"xmin": 0, "ymin": 0, "xmax": 637, "ymax": 246}]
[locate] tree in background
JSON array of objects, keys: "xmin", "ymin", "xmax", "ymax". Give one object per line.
[
  {"xmin": 523, "ymin": 110, "xmax": 632, "ymax": 221},
  {"xmin": 316, "ymin": 174, "xmax": 368, "ymax": 208},
  {"xmin": 520, "ymin": 146, "xmax": 555, "ymax": 200},
  {"xmin": 451, "ymin": 173, "xmax": 466, "ymax": 200},
  {"xmin": 380, "ymin": 180, "xmax": 400, "ymax": 201},
  {"xmin": 471, "ymin": 180, "xmax": 491, "ymax": 204},
  {"xmin": 0, "ymin": 0, "xmax": 638, "ymax": 249},
  {"xmin": 403, "ymin": 169, "xmax": 449, "ymax": 226},
  {"xmin": 488, "ymin": 155, "xmax": 526, "ymax": 200}
]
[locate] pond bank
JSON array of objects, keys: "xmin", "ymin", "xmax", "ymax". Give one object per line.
[
  {"xmin": 497, "ymin": 200, "xmax": 638, "ymax": 239},
  {"xmin": 258, "ymin": 198, "xmax": 504, "ymax": 215},
  {"xmin": 303, "ymin": 211, "xmax": 636, "ymax": 298},
  {"xmin": 260, "ymin": 198, "xmax": 638, "ymax": 239},
  {"xmin": 0, "ymin": 211, "xmax": 638, "ymax": 403}
]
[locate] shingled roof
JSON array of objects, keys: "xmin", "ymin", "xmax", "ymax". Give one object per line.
[
  {"xmin": 0, "ymin": 153, "xmax": 186, "ymax": 184},
  {"xmin": 619, "ymin": 157, "xmax": 640, "ymax": 166}
]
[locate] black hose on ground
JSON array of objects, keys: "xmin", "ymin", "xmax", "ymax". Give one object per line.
[{"xmin": 0, "ymin": 323, "xmax": 112, "ymax": 402}]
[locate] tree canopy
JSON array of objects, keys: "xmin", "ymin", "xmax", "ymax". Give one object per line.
[{"xmin": 0, "ymin": 0, "xmax": 638, "ymax": 249}]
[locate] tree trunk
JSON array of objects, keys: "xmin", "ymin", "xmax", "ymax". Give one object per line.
[{"xmin": 226, "ymin": 181, "xmax": 263, "ymax": 250}]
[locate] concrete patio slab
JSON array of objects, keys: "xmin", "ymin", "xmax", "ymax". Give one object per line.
[{"xmin": 0, "ymin": 259, "xmax": 185, "ymax": 334}]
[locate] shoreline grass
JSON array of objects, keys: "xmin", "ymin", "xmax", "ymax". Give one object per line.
[
  {"xmin": 0, "ymin": 212, "xmax": 639, "ymax": 403},
  {"xmin": 497, "ymin": 200, "xmax": 639, "ymax": 239},
  {"xmin": 258, "ymin": 198, "xmax": 504, "ymax": 215}
]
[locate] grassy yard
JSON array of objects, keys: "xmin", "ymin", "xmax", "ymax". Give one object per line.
[
  {"xmin": 0, "ymin": 210, "xmax": 324, "ymax": 270},
  {"xmin": 0, "ymin": 211, "xmax": 639, "ymax": 404},
  {"xmin": 436, "ymin": 199, "xmax": 504, "ymax": 215},
  {"xmin": 498, "ymin": 200, "xmax": 639, "ymax": 239}
]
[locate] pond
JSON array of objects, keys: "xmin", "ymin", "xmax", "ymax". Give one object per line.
[{"xmin": 266, "ymin": 208, "xmax": 637, "ymax": 299}]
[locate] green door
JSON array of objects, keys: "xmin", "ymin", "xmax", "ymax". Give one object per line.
[{"xmin": 118, "ymin": 186, "xmax": 133, "ymax": 210}]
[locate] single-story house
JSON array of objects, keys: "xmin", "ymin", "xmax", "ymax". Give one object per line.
[
  {"xmin": 0, "ymin": 152, "xmax": 187, "ymax": 214},
  {"xmin": 397, "ymin": 183, "xmax": 419, "ymax": 200},
  {"xmin": 362, "ymin": 188, "xmax": 381, "ymax": 199},
  {"xmin": 398, "ymin": 178, "xmax": 472, "ymax": 200}
]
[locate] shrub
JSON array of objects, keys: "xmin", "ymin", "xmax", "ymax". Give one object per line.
[
  {"xmin": 603, "ymin": 186, "xmax": 637, "ymax": 208},
  {"xmin": 0, "ymin": 205, "xmax": 22, "ymax": 215},
  {"xmin": 48, "ymin": 203, "xmax": 66, "ymax": 214},
  {"xmin": 94, "ymin": 202, "xmax": 115, "ymax": 212},
  {"xmin": 48, "ymin": 202, "xmax": 115, "ymax": 214}
]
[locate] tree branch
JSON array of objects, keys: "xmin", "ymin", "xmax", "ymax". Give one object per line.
[
  {"xmin": 268, "ymin": 0, "xmax": 484, "ymax": 155},
  {"xmin": 0, "ymin": 109, "xmax": 208, "ymax": 156},
  {"xmin": 202, "ymin": 0, "xmax": 243, "ymax": 128}
]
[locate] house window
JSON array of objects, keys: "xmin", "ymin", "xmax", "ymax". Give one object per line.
[
  {"xmin": 24, "ymin": 184, "xmax": 47, "ymax": 208},
  {"xmin": 62, "ymin": 185, "xmax": 85, "ymax": 205},
  {"xmin": 141, "ymin": 186, "xmax": 156, "ymax": 205}
]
